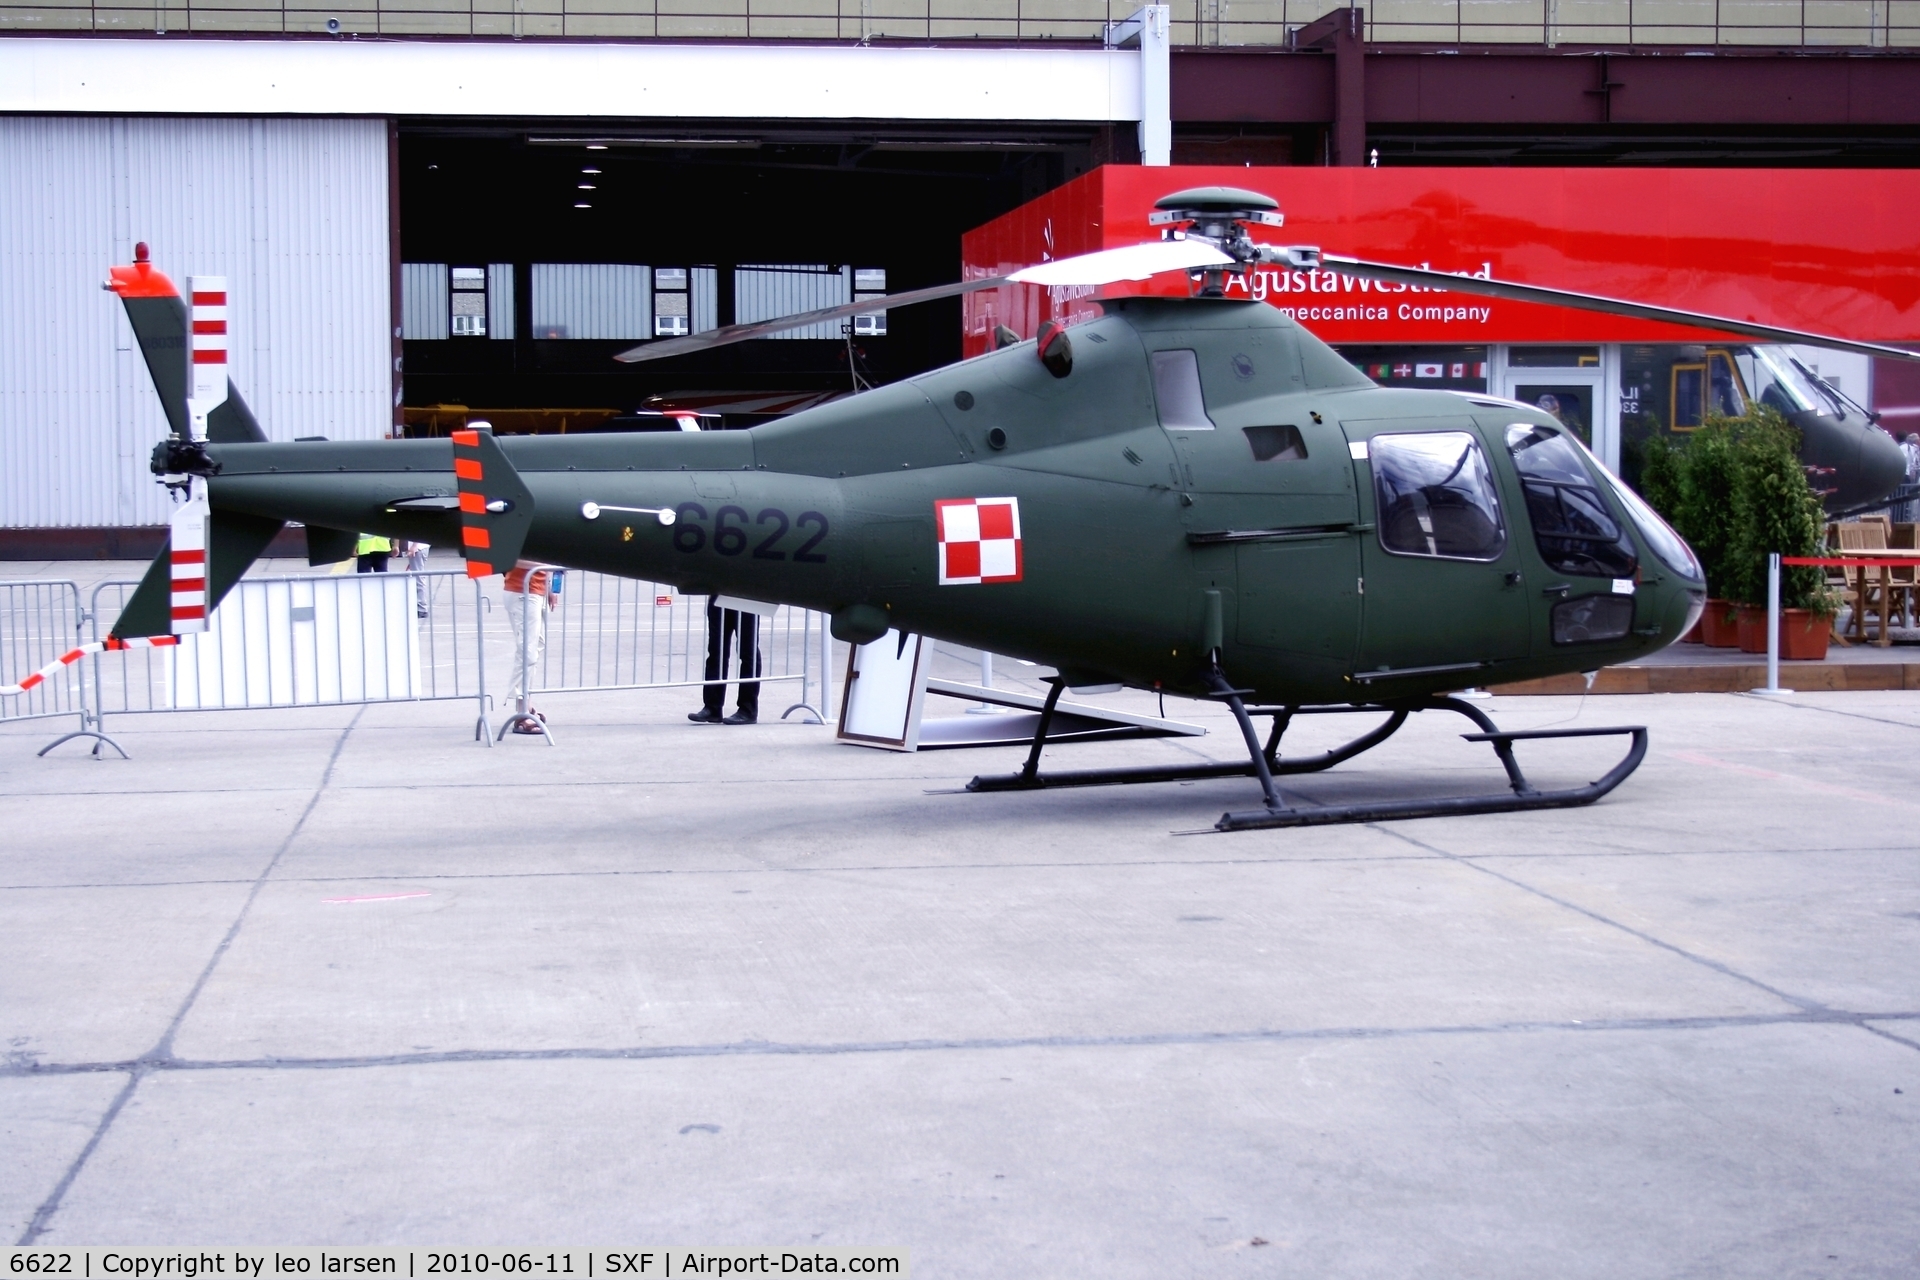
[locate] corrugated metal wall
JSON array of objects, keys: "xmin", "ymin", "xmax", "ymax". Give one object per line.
[
  {"xmin": 402, "ymin": 263, "xmax": 448, "ymax": 340},
  {"xmin": 692, "ymin": 266, "xmax": 718, "ymax": 335},
  {"xmin": 736, "ymin": 265, "xmax": 851, "ymax": 340},
  {"xmin": 531, "ymin": 263, "xmax": 649, "ymax": 340},
  {"xmin": 0, "ymin": 116, "xmax": 391, "ymax": 529},
  {"xmin": 487, "ymin": 262, "xmax": 515, "ymax": 340}
]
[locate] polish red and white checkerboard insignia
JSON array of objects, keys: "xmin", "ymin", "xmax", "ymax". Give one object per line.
[{"xmin": 935, "ymin": 497, "xmax": 1023, "ymax": 585}]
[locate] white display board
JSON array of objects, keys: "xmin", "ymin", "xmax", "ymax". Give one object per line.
[
  {"xmin": 167, "ymin": 575, "xmax": 421, "ymax": 709},
  {"xmin": 836, "ymin": 630, "xmax": 928, "ymax": 752}
]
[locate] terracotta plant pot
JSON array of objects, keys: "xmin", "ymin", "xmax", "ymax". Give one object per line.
[
  {"xmin": 1780, "ymin": 608, "xmax": 1833, "ymax": 661},
  {"xmin": 1679, "ymin": 614, "xmax": 1704, "ymax": 643},
  {"xmin": 1736, "ymin": 605, "xmax": 1769, "ymax": 653},
  {"xmin": 1699, "ymin": 599, "xmax": 1741, "ymax": 648}
]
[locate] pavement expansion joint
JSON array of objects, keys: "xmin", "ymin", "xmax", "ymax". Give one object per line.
[
  {"xmin": 15, "ymin": 706, "xmax": 365, "ymax": 1248},
  {"xmin": 8, "ymin": 1008, "xmax": 1920, "ymax": 1087},
  {"xmin": 1376, "ymin": 825, "xmax": 1834, "ymax": 1015}
]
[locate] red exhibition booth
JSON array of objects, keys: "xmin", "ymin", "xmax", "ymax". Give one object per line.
[{"xmin": 962, "ymin": 166, "xmax": 1920, "ymax": 484}]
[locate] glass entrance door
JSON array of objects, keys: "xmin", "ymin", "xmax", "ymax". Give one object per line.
[
  {"xmin": 1503, "ymin": 371, "xmax": 1604, "ymax": 449},
  {"xmin": 1495, "ymin": 347, "xmax": 1623, "ymax": 472}
]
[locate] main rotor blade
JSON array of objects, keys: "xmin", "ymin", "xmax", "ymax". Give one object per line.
[
  {"xmin": 613, "ymin": 277, "xmax": 1009, "ymax": 364},
  {"xmin": 610, "ymin": 240, "xmax": 1235, "ymax": 364},
  {"xmin": 1005, "ymin": 238, "xmax": 1233, "ymax": 287},
  {"xmin": 1321, "ymin": 254, "xmax": 1920, "ymax": 365}
]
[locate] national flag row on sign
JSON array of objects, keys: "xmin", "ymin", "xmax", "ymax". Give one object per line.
[{"xmin": 1364, "ymin": 361, "xmax": 1490, "ymax": 381}]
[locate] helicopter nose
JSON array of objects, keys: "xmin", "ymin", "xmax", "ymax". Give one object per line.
[
  {"xmin": 1799, "ymin": 410, "xmax": 1907, "ymax": 511},
  {"xmin": 1851, "ymin": 422, "xmax": 1909, "ymax": 509}
]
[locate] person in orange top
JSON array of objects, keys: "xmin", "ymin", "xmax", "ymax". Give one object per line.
[{"xmin": 503, "ymin": 563, "xmax": 558, "ymax": 734}]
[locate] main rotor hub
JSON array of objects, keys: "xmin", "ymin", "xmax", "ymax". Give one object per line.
[{"xmin": 1149, "ymin": 187, "xmax": 1287, "ymax": 296}]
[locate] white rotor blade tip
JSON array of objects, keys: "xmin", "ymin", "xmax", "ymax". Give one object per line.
[{"xmin": 1009, "ymin": 240, "xmax": 1234, "ymax": 287}]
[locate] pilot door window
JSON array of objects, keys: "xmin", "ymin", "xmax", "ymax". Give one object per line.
[
  {"xmin": 449, "ymin": 266, "xmax": 486, "ymax": 338},
  {"xmin": 1504, "ymin": 424, "xmax": 1638, "ymax": 580},
  {"xmin": 1151, "ymin": 349, "xmax": 1214, "ymax": 430},
  {"xmin": 1371, "ymin": 432, "xmax": 1507, "ymax": 561}
]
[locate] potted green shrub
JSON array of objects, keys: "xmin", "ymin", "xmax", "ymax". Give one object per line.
[
  {"xmin": 1644, "ymin": 420, "xmax": 1742, "ymax": 645},
  {"xmin": 1638, "ymin": 434, "xmax": 1695, "ymax": 640},
  {"xmin": 1724, "ymin": 407, "xmax": 1837, "ymax": 659}
]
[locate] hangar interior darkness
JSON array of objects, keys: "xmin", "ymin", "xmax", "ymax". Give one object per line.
[{"xmin": 396, "ymin": 122, "xmax": 1108, "ymax": 429}]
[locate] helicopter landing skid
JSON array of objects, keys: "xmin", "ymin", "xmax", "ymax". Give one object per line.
[{"xmin": 965, "ymin": 685, "xmax": 1648, "ymax": 830}]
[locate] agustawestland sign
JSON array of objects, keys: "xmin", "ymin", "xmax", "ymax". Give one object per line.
[{"xmin": 960, "ymin": 165, "xmax": 1920, "ymax": 356}]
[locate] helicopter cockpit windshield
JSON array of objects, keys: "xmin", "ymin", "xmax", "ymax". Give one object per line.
[{"xmin": 1742, "ymin": 345, "xmax": 1849, "ymax": 419}]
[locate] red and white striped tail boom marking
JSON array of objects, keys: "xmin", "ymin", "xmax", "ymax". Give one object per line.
[
  {"xmin": 186, "ymin": 274, "xmax": 228, "ymax": 437},
  {"xmin": 1, "ymin": 636, "xmax": 180, "ymax": 697},
  {"xmin": 169, "ymin": 478, "xmax": 211, "ymax": 632},
  {"xmin": 451, "ymin": 428, "xmax": 498, "ymax": 579}
]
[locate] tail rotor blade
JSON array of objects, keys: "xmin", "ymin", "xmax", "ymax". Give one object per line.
[
  {"xmin": 185, "ymin": 274, "xmax": 230, "ymax": 440},
  {"xmin": 168, "ymin": 480, "xmax": 211, "ymax": 634}
]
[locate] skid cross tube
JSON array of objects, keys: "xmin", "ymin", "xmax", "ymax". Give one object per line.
[
  {"xmin": 967, "ymin": 698, "xmax": 1415, "ymax": 794},
  {"xmin": 1216, "ymin": 722, "xmax": 1648, "ymax": 831}
]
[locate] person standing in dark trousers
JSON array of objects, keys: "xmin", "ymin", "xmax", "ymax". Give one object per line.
[
  {"xmin": 689, "ymin": 597, "xmax": 759, "ymax": 724},
  {"xmin": 354, "ymin": 533, "xmax": 391, "ymax": 573}
]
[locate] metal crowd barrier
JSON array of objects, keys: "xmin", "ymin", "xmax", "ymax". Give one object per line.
[
  {"xmin": 3, "ymin": 567, "xmax": 833, "ymax": 755},
  {"xmin": 0, "ymin": 579, "xmax": 99, "ymax": 754},
  {"xmin": 499, "ymin": 568, "xmax": 831, "ymax": 744},
  {"xmin": 84, "ymin": 569, "xmax": 495, "ymax": 745}
]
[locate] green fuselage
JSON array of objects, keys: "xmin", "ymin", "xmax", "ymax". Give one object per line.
[{"xmin": 198, "ymin": 297, "xmax": 1705, "ymax": 704}]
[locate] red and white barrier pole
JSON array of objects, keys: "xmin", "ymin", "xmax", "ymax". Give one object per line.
[{"xmin": 1, "ymin": 635, "xmax": 180, "ymax": 698}]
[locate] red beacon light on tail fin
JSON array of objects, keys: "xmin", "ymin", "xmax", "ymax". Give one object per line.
[{"xmin": 103, "ymin": 240, "xmax": 179, "ymax": 299}]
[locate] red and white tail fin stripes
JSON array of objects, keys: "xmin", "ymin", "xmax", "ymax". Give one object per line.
[
  {"xmin": 169, "ymin": 479, "xmax": 211, "ymax": 633},
  {"xmin": 0, "ymin": 636, "xmax": 180, "ymax": 697},
  {"xmin": 186, "ymin": 274, "xmax": 228, "ymax": 440}
]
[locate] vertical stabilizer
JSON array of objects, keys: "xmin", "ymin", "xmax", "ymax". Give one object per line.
[
  {"xmin": 102, "ymin": 251, "xmax": 282, "ymax": 639},
  {"xmin": 451, "ymin": 426, "xmax": 535, "ymax": 578},
  {"xmin": 105, "ymin": 245, "xmax": 266, "ymax": 445}
]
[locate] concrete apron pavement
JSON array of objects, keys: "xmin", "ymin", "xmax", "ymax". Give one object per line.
[{"xmin": 4, "ymin": 686, "xmax": 1919, "ymax": 1275}]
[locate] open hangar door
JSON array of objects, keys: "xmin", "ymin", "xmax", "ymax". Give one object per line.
[{"xmin": 396, "ymin": 121, "xmax": 1106, "ymax": 432}]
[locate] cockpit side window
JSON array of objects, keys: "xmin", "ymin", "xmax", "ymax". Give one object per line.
[
  {"xmin": 1151, "ymin": 349, "xmax": 1214, "ymax": 430},
  {"xmin": 1505, "ymin": 423, "xmax": 1638, "ymax": 579},
  {"xmin": 1371, "ymin": 431, "xmax": 1507, "ymax": 561}
]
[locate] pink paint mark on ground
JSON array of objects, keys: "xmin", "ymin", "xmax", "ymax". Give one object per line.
[
  {"xmin": 321, "ymin": 892, "xmax": 433, "ymax": 904},
  {"xmin": 1670, "ymin": 750, "xmax": 1920, "ymax": 812}
]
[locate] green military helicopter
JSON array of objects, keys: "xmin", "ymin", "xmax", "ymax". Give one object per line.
[{"xmin": 96, "ymin": 188, "xmax": 1920, "ymax": 830}]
